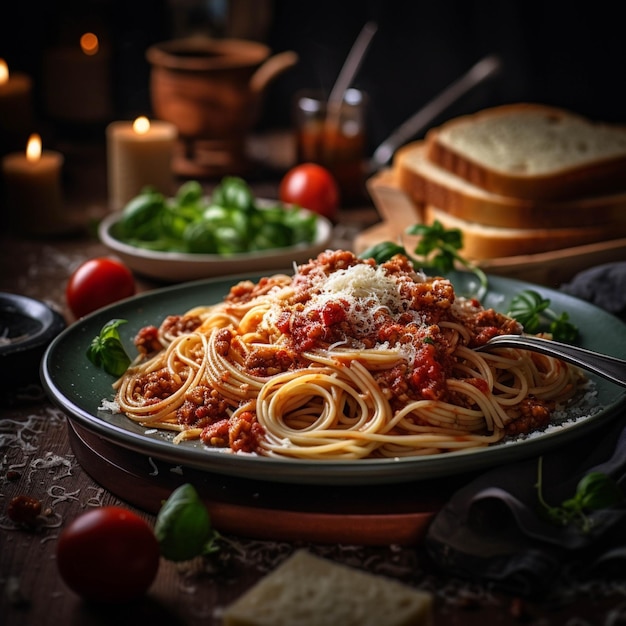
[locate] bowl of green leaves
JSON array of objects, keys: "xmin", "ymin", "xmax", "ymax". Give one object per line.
[{"xmin": 99, "ymin": 177, "xmax": 333, "ymax": 282}]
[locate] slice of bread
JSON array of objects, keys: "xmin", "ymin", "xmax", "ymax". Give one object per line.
[
  {"xmin": 394, "ymin": 141, "xmax": 626, "ymax": 229},
  {"xmin": 425, "ymin": 103, "xmax": 626, "ymax": 201},
  {"xmin": 221, "ymin": 550, "xmax": 434, "ymax": 626},
  {"xmin": 422, "ymin": 205, "xmax": 626, "ymax": 260}
]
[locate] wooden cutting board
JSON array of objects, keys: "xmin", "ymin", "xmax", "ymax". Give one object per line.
[{"xmin": 359, "ymin": 170, "xmax": 626, "ymax": 286}]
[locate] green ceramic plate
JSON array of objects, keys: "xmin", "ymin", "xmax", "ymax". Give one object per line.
[{"xmin": 41, "ymin": 270, "xmax": 626, "ymax": 486}]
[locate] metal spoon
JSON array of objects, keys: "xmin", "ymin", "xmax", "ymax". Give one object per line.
[
  {"xmin": 328, "ymin": 21, "xmax": 378, "ymax": 108},
  {"xmin": 369, "ymin": 53, "xmax": 502, "ymax": 171},
  {"xmin": 475, "ymin": 334, "xmax": 626, "ymax": 388}
]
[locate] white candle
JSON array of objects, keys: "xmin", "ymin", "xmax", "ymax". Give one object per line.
[
  {"xmin": 2, "ymin": 134, "xmax": 67, "ymax": 236},
  {"xmin": 0, "ymin": 59, "xmax": 34, "ymax": 152},
  {"xmin": 106, "ymin": 116, "xmax": 177, "ymax": 210},
  {"xmin": 43, "ymin": 33, "xmax": 112, "ymax": 123}
]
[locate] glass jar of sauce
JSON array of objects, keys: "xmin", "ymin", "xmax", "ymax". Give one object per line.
[{"xmin": 294, "ymin": 88, "xmax": 367, "ymax": 205}]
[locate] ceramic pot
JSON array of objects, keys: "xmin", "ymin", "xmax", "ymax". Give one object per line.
[{"xmin": 146, "ymin": 37, "xmax": 298, "ymax": 176}]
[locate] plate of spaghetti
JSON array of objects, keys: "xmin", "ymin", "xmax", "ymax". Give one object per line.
[{"xmin": 42, "ymin": 250, "xmax": 626, "ymax": 485}]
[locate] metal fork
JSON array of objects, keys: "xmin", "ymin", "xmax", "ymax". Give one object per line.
[{"xmin": 475, "ymin": 335, "xmax": 626, "ymax": 388}]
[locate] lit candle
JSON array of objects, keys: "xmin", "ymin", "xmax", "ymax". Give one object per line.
[
  {"xmin": 106, "ymin": 116, "xmax": 177, "ymax": 210},
  {"xmin": 43, "ymin": 32, "xmax": 112, "ymax": 123},
  {"xmin": 2, "ymin": 134, "xmax": 67, "ymax": 236},
  {"xmin": 0, "ymin": 59, "xmax": 34, "ymax": 153}
]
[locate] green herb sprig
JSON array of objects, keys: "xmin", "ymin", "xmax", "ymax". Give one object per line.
[
  {"xmin": 86, "ymin": 319, "xmax": 132, "ymax": 376},
  {"xmin": 507, "ymin": 290, "xmax": 578, "ymax": 342},
  {"xmin": 360, "ymin": 222, "xmax": 580, "ymax": 341},
  {"xmin": 536, "ymin": 456, "xmax": 623, "ymax": 533},
  {"xmin": 360, "ymin": 220, "xmax": 488, "ymax": 297}
]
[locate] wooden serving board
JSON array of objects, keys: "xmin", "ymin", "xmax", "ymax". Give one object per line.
[
  {"xmin": 360, "ymin": 170, "xmax": 626, "ymax": 287},
  {"xmin": 67, "ymin": 420, "xmax": 469, "ymax": 546}
]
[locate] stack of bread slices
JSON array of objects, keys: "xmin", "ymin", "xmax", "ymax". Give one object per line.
[{"xmin": 389, "ymin": 102, "xmax": 626, "ymax": 260}]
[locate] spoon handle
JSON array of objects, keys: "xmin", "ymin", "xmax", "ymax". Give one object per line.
[
  {"xmin": 369, "ymin": 54, "xmax": 502, "ymax": 170},
  {"xmin": 478, "ymin": 335, "xmax": 626, "ymax": 388},
  {"xmin": 328, "ymin": 21, "xmax": 378, "ymax": 106}
]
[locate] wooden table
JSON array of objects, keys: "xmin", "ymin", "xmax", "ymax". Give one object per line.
[{"xmin": 1, "ymin": 134, "xmax": 624, "ymax": 625}]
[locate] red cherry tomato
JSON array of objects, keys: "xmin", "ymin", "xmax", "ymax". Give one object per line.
[
  {"xmin": 66, "ymin": 257, "xmax": 135, "ymax": 318},
  {"xmin": 279, "ymin": 163, "xmax": 340, "ymax": 220},
  {"xmin": 56, "ymin": 506, "xmax": 160, "ymax": 604}
]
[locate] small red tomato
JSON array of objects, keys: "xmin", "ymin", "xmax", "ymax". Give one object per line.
[
  {"xmin": 279, "ymin": 163, "xmax": 340, "ymax": 220},
  {"xmin": 66, "ymin": 257, "xmax": 135, "ymax": 318},
  {"xmin": 56, "ymin": 506, "xmax": 160, "ymax": 604}
]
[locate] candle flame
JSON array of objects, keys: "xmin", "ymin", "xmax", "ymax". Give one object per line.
[
  {"xmin": 0, "ymin": 59, "xmax": 8, "ymax": 85},
  {"xmin": 80, "ymin": 32, "xmax": 100, "ymax": 56},
  {"xmin": 133, "ymin": 116, "xmax": 151, "ymax": 135},
  {"xmin": 26, "ymin": 134, "xmax": 42, "ymax": 163}
]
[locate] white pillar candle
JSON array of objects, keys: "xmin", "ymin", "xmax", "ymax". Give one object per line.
[
  {"xmin": 106, "ymin": 116, "xmax": 177, "ymax": 210},
  {"xmin": 43, "ymin": 32, "xmax": 113, "ymax": 124},
  {"xmin": 0, "ymin": 59, "xmax": 34, "ymax": 153},
  {"xmin": 2, "ymin": 134, "xmax": 67, "ymax": 236}
]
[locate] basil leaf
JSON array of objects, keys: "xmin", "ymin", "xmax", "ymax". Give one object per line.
[
  {"xmin": 155, "ymin": 484, "xmax": 220, "ymax": 562},
  {"xmin": 549, "ymin": 313, "xmax": 579, "ymax": 343},
  {"xmin": 176, "ymin": 180, "xmax": 204, "ymax": 206},
  {"xmin": 359, "ymin": 241, "xmax": 408, "ymax": 264},
  {"xmin": 212, "ymin": 176, "xmax": 255, "ymax": 211},
  {"xmin": 574, "ymin": 472, "xmax": 624, "ymax": 511},
  {"xmin": 117, "ymin": 191, "xmax": 166, "ymax": 238},
  {"xmin": 86, "ymin": 319, "xmax": 131, "ymax": 376},
  {"xmin": 183, "ymin": 221, "xmax": 218, "ymax": 253}
]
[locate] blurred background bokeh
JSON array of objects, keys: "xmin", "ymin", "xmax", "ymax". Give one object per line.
[{"xmin": 2, "ymin": 0, "xmax": 625, "ymax": 162}]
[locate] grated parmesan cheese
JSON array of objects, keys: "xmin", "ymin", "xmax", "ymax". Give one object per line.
[
  {"xmin": 98, "ymin": 398, "xmax": 120, "ymax": 413},
  {"xmin": 319, "ymin": 265, "xmax": 401, "ymax": 307},
  {"xmin": 263, "ymin": 261, "xmax": 432, "ymax": 362},
  {"xmin": 304, "ymin": 265, "xmax": 408, "ymax": 340}
]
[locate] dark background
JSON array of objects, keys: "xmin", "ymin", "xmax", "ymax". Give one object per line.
[{"xmin": 2, "ymin": 0, "xmax": 625, "ymax": 156}]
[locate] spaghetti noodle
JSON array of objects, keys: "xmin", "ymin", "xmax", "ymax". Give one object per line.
[{"xmin": 113, "ymin": 250, "xmax": 585, "ymax": 460}]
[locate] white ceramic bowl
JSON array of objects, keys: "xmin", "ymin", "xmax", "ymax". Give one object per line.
[{"xmin": 98, "ymin": 207, "xmax": 333, "ymax": 282}]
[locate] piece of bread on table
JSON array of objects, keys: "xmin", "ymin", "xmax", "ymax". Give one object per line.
[
  {"xmin": 422, "ymin": 205, "xmax": 626, "ymax": 260},
  {"xmin": 424, "ymin": 103, "xmax": 626, "ymax": 201},
  {"xmin": 394, "ymin": 141, "xmax": 626, "ymax": 229},
  {"xmin": 221, "ymin": 549, "xmax": 434, "ymax": 626}
]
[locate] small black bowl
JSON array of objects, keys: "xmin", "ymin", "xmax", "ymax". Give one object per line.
[{"xmin": 0, "ymin": 293, "xmax": 66, "ymax": 392}]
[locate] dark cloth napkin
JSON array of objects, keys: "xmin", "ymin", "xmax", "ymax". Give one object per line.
[
  {"xmin": 424, "ymin": 263, "xmax": 626, "ymax": 598},
  {"xmin": 560, "ymin": 261, "xmax": 626, "ymax": 317}
]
